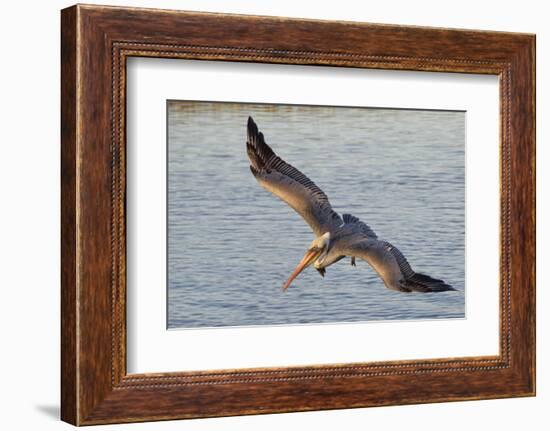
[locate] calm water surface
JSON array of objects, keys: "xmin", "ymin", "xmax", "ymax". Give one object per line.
[{"xmin": 167, "ymin": 101, "xmax": 465, "ymax": 329}]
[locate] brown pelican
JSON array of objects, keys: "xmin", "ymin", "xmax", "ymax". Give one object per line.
[{"xmin": 246, "ymin": 116, "xmax": 455, "ymax": 293}]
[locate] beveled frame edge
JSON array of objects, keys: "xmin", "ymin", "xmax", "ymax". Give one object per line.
[{"xmin": 61, "ymin": 4, "xmax": 535, "ymax": 426}]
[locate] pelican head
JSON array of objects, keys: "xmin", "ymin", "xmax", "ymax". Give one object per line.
[{"xmin": 282, "ymin": 232, "xmax": 331, "ymax": 291}]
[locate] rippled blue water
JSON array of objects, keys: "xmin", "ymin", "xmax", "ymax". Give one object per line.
[{"xmin": 167, "ymin": 101, "xmax": 465, "ymax": 329}]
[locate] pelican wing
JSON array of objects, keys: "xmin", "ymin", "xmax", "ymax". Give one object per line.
[
  {"xmin": 342, "ymin": 213, "xmax": 378, "ymax": 239},
  {"xmin": 246, "ymin": 117, "xmax": 342, "ymax": 237},
  {"xmin": 344, "ymin": 239, "xmax": 455, "ymax": 293}
]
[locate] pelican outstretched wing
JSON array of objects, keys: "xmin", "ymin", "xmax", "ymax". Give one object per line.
[
  {"xmin": 246, "ymin": 116, "xmax": 342, "ymax": 237},
  {"xmin": 344, "ymin": 239, "xmax": 455, "ymax": 293}
]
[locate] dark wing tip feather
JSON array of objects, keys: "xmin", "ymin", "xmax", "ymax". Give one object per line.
[
  {"xmin": 384, "ymin": 242, "xmax": 455, "ymax": 293},
  {"xmin": 247, "ymin": 116, "xmax": 257, "ymax": 137},
  {"xmin": 247, "ymin": 116, "xmax": 276, "ymax": 171},
  {"xmin": 406, "ymin": 272, "xmax": 456, "ymax": 293}
]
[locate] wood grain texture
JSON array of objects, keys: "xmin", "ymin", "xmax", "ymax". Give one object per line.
[
  {"xmin": 60, "ymin": 5, "xmax": 78, "ymax": 425},
  {"xmin": 60, "ymin": 4, "xmax": 536, "ymax": 425}
]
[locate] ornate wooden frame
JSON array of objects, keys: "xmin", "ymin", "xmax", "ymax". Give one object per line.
[{"xmin": 61, "ymin": 4, "xmax": 535, "ymax": 425}]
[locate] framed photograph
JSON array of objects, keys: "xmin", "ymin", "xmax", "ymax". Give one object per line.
[{"xmin": 61, "ymin": 4, "xmax": 535, "ymax": 425}]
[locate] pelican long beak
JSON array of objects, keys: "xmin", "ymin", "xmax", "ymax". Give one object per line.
[{"xmin": 282, "ymin": 248, "xmax": 322, "ymax": 291}]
